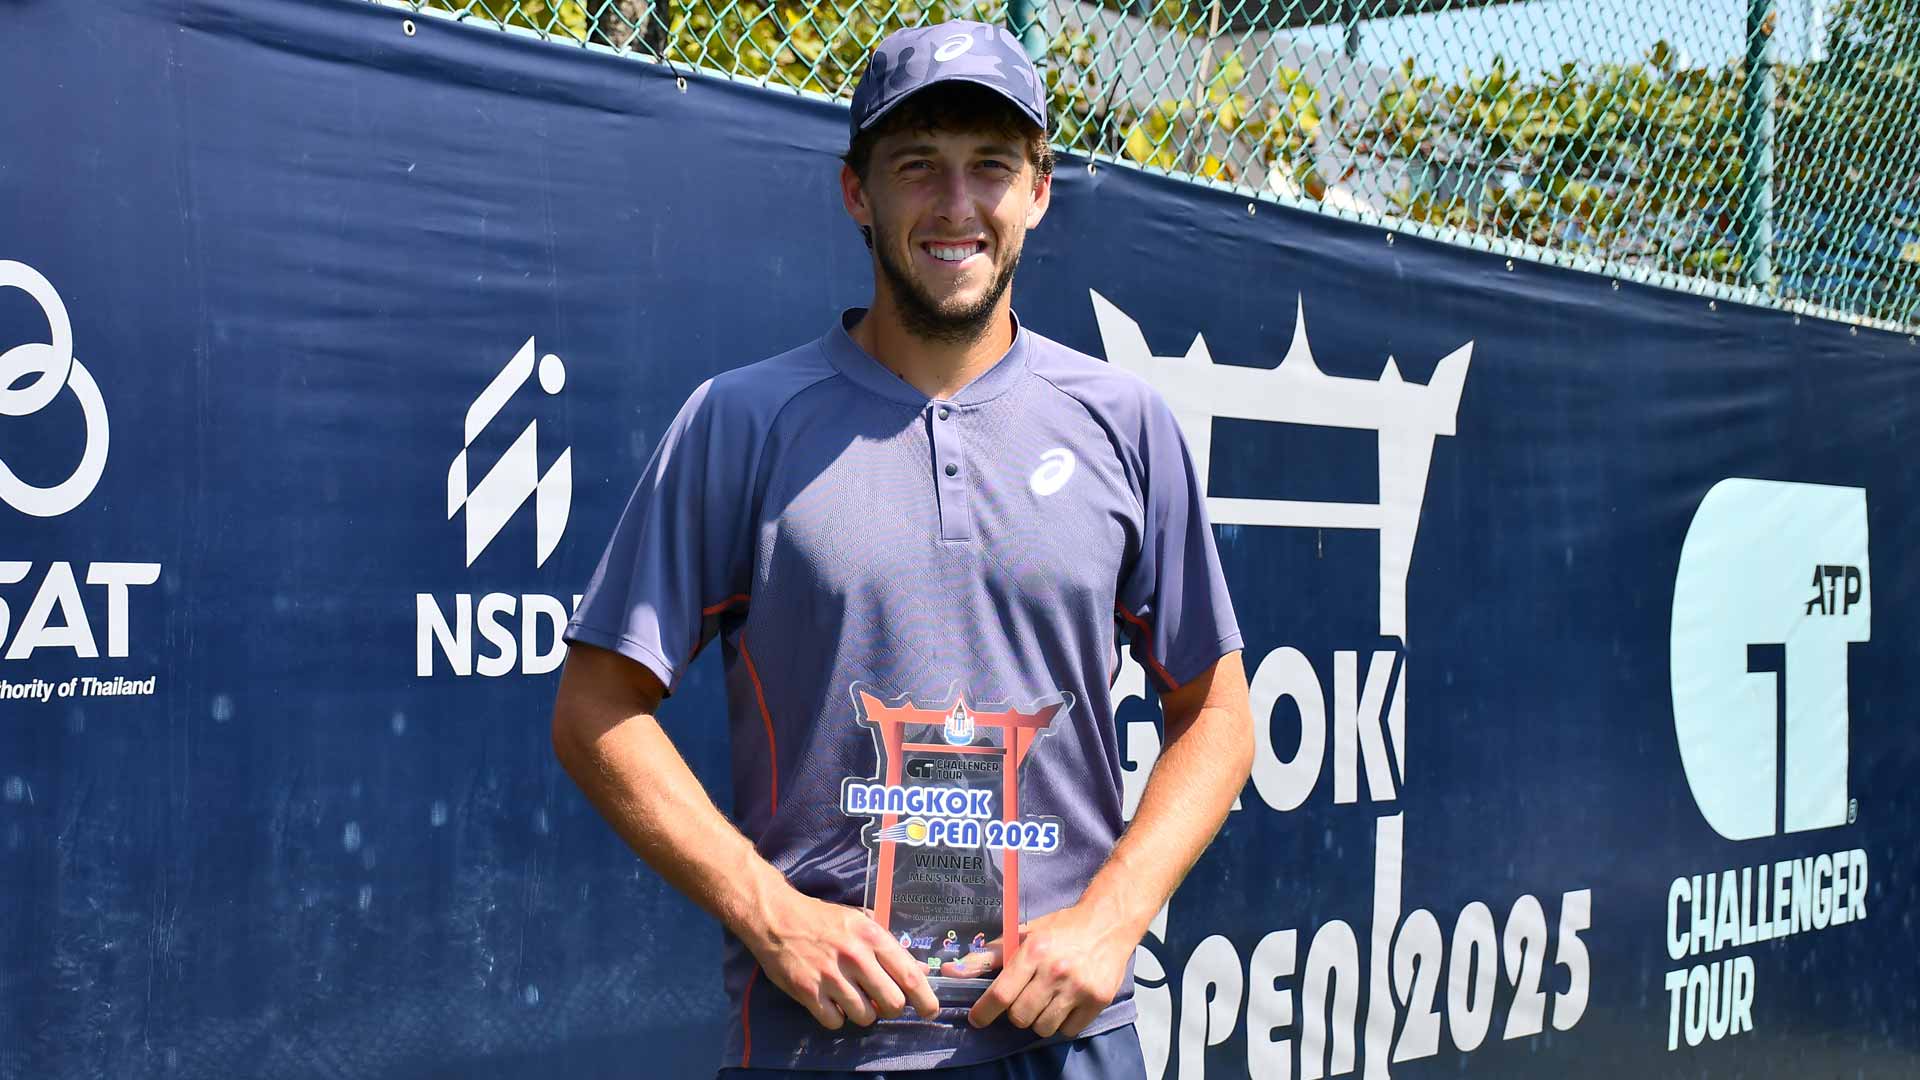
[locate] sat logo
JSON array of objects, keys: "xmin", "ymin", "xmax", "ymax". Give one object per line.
[
  {"xmin": 0, "ymin": 259, "xmax": 161, "ymax": 666},
  {"xmin": 1670, "ymin": 478, "xmax": 1870, "ymax": 840}
]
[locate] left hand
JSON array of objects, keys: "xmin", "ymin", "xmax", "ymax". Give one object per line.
[{"xmin": 966, "ymin": 902, "xmax": 1138, "ymax": 1037}]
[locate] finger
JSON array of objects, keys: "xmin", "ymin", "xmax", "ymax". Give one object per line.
[
  {"xmin": 1057, "ymin": 1000, "xmax": 1104, "ymax": 1040},
  {"xmin": 771, "ymin": 968, "xmax": 846, "ymax": 1030},
  {"xmin": 872, "ymin": 933, "xmax": 941, "ymax": 1018},
  {"xmin": 843, "ymin": 951, "xmax": 907, "ymax": 1021},
  {"xmin": 805, "ymin": 992, "xmax": 846, "ymax": 1031},
  {"xmin": 948, "ymin": 940, "xmax": 1002, "ymax": 979},
  {"xmin": 967, "ymin": 926, "xmax": 1044, "ymax": 1022},
  {"xmin": 824, "ymin": 970, "xmax": 878, "ymax": 1028},
  {"xmin": 968, "ymin": 957, "xmax": 1034, "ymax": 1029},
  {"xmin": 1030, "ymin": 991, "xmax": 1078, "ymax": 1038},
  {"xmin": 1004, "ymin": 970, "xmax": 1060, "ymax": 1030}
]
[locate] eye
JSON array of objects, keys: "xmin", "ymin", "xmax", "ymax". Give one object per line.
[{"xmin": 979, "ymin": 159, "xmax": 1013, "ymax": 171}]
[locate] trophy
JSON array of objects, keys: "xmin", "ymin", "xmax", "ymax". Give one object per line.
[{"xmin": 841, "ymin": 685, "xmax": 1071, "ymax": 1007}]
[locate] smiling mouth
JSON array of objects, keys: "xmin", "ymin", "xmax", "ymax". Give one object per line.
[{"xmin": 922, "ymin": 240, "xmax": 988, "ymax": 265}]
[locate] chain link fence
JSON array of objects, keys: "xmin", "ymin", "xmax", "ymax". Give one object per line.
[{"xmin": 373, "ymin": 0, "xmax": 1920, "ymax": 332}]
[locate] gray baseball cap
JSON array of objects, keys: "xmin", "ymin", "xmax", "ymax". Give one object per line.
[{"xmin": 848, "ymin": 21, "xmax": 1048, "ymax": 142}]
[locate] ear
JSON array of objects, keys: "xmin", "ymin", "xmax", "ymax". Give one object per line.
[
  {"xmin": 841, "ymin": 162, "xmax": 872, "ymax": 229},
  {"xmin": 1024, "ymin": 168, "xmax": 1053, "ymax": 231}
]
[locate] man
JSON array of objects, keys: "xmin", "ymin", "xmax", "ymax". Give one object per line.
[{"xmin": 552, "ymin": 19, "xmax": 1252, "ymax": 1076}]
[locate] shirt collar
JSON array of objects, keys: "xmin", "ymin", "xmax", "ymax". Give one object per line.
[{"xmin": 821, "ymin": 307, "xmax": 1033, "ymax": 407}]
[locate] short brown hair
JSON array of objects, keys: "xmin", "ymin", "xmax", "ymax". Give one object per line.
[{"xmin": 842, "ymin": 82, "xmax": 1054, "ymax": 184}]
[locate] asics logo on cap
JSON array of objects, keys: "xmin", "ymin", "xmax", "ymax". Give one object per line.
[{"xmin": 934, "ymin": 33, "xmax": 974, "ymax": 62}]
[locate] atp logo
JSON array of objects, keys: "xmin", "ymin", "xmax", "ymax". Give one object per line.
[
  {"xmin": 1670, "ymin": 479, "xmax": 1871, "ymax": 840},
  {"xmin": 447, "ymin": 337, "xmax": 572, "ymax": 567},
  {"xmin": 0, "ymin": 260, "xmax": 109, "ymax": 518}
]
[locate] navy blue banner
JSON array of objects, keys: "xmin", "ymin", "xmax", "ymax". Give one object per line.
[{"xmin": 2, "ymin": 1, "xmax": 1915, "ymax": 1076}]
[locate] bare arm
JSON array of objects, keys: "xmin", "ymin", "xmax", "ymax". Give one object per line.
[
  {"xmin": 969, "ymin": 649, "xmax": 1253, "ymax": 1035},
  {"xmin": 551, "ymin": 642, "xmax": 939, "ymax": 1027},
  {"xmin": 1082, "ymin": 647, "xmax": 1254, "ymax": 939}
]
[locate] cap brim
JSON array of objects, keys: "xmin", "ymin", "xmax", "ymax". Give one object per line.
[{"xmin": 854, "ymin": 74, "xmax": 1048, "ymax": 138}]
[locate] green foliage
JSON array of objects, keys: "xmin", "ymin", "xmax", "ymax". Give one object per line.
[
  {"xmin": 455, "ymin": 0, "xmax": 594, "ymax": 41},
  {"xmin": 407, "ymin": 0, "xmax": 1920, "ymax": 323},
  {"xmin": 666, "ymin": 0, "xmax": 1003, "ymax": 97},
  {"xmin": 431, "ymin": 0, "xmax": 1004, "ymax": 97},
  {"xmin": 1357, "ymin": 47, "xmax": 1760, "ymax": 273},
  {"xmin": 1341, "ymin": 0, "xmax": 1920, "ymax": 318}
]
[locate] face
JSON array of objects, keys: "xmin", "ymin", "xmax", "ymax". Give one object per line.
[{"xmin": 842, "ymin": 125, "xmax": 1051, "ymax": 345}]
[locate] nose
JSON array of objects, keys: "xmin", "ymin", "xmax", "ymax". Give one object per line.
[{"xmin": 932, "ymin": 167, "xmax": 975, "ymax": 229}]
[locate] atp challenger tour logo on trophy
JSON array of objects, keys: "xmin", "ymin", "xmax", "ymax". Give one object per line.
[{"xmin": 839, "ymin": 684, "xmax": 1070, "ymax": 1005}]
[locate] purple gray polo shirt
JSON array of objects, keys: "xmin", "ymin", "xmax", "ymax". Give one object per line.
[{"xmin": 564, "ymin": 308, "xmax": 1241, "ymax": 1071}]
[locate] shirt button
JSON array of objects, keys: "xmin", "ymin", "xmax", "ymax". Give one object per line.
[
  {"xmin": 938, "ymin": 407, "xmax": 951, "ymax": 420},
  {"xmin": 944, "ymin": 463, "xmax": 959, "ymax": 477}
]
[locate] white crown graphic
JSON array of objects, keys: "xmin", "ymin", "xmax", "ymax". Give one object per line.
[{"xmin": 1092, "ymin": 290, "xmax": 1471, "ymax": 643}]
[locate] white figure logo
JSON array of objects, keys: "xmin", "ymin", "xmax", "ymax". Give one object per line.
[
  {"xmin": 943, "ymin": 700, "xmax": 975, "ymax": 745},
  {"xmin": 1671, "ymin": 478, "xmax": 1869, "ymax": 840},
  {"xmin": 934, "ymin": 33, "xmax": 974, "ymax": 62},
  {"xmin": 0, "ymin": 261, "xmax": 110, "ymax": 517},
  {"xmin": 1029, "ymin": 448, "xmax": 1075, "ymax": 496},
  {"xmin": 448, "ymin": 337, "xmax": 572, "ymax": 567},
  {"xmin": 1092, "ymin": 290, "xmax": 1471, "ymax": 642}
]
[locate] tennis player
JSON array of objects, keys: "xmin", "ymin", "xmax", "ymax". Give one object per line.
[{"xmin": 553, "ymin": 19, "xmax": 1252, "ymax": 1076}]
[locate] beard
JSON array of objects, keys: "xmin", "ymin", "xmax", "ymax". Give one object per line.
[{"xmin": 871, "ymin": 221, "xmax": 1022, "ymax": 347}]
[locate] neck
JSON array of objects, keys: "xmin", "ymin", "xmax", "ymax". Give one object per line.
[{"xmin": 849, "ymin": 287, "xmax": 1016, "ymax": 401}]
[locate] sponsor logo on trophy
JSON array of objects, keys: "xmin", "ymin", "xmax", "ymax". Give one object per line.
[
  {"xmin": 840, "ymin": 684, "xmax": 1072, "ymax": 1007},
  {"xmin": 944, "ymin": 701, "xmax": 975, "ymax": 746}
]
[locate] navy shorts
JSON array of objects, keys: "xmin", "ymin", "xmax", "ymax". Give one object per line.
[{"xmin": 715, "ymin": 1024, "xmax": 1146, "ymax": 1079}]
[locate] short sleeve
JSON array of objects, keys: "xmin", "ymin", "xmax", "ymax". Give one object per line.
[
  {"xmin": 1115, "ymin": 392, "xmax": 1243, "ymax": 692},
  {"xmin": 564, "ymin": 379, "xmax": 755, "ymax": 693}
]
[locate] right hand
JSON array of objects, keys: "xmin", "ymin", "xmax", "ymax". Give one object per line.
[{"xmin": 743, "ymin": 890, "xmax": 942, "ymax": 1030}]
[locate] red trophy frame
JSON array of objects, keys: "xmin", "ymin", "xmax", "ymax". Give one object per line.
[{"xmin": 851, "ymin": 687, "xmax": 1066, "ymax": 1001}]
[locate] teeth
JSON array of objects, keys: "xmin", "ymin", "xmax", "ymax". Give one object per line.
[{"xmin": 929, "ymin": 244, "xmax": 979, "ymax": 263}]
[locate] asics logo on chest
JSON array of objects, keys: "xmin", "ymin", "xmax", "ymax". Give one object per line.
[{"xmin": 1029, "ymin": 448, "xmax": 1075, "ymax": 496}]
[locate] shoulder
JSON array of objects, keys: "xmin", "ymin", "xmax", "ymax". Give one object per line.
[
  {"xmin": 1023, "ymin": 327, "xmax": 1175, "ymax": 446},
  {"xmin": 680, "ymin": 337, "xmax": 841, "ymax": 434}
]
